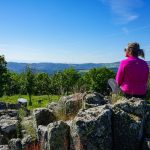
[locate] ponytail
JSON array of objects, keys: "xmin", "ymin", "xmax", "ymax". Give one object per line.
[
  {"xmin": 127, "ymin": 42, "xmax": 145, "ymax": 58},
  {"xmin": 138, "ymin": 49, "xmax": 145, "ymax": 58}
]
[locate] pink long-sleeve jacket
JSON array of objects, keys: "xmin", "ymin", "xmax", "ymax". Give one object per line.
[{"xmin": 116, "ymin": 56, "xmax": 149, "ymax": 95}]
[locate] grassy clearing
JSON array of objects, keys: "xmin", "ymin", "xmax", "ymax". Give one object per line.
[
  {"xmin": 0, "ymin": 95, "xmax": 60, "ymax": 110},
  {"xmin": 0, "ymin": 90, "xmax": 150, "ymax": 110}
]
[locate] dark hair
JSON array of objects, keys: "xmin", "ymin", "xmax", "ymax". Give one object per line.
[{"xmin": 127, "ymin": 42, "xmax": 145, "ymax": 58}]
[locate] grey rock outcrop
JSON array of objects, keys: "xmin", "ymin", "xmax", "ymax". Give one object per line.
[
  {"xmin": 8, "ymin": 138, "xmax": 22, "ymax": 150},
  {"xmin": 112, "ymin": 98, "xmax": 147, "ymax": 150},
  {"xmin": 46, "ymin": 102, "xmax": 62, "ymax": 119},
  {"xmin": 47, "ymin": 121, "xmax": 70, "ymax": 150},
  {"xmin": 7, "ymin": 103, "xmax": 20, "ymax": 110},
  {"xmin": 144, "ymin": 105, "xmax": 150, "ymax": 138},
  {"xmin": 33, "ymin": 108, "xmax": 56, "ymax": 127},
  {"xmin": 0, "ymin": 145, "xmax": 9, "ymax": 150},
  {"xmin": 70, "ymin": 105, "xmax": 112, "ymax": 150},
  {"xmin": 46, "ymin": 102, "xmax": 59, "ymax": 113},
  {"xmin": 0, "ymin": 118, "xmax": 18, "ymax": 139},
  {"xmin": 83, "ymin": 92, "xmax": 106, "ymax": 109},
  {"xmin": 59, "ymin": 93, "xmax": 84, "ymax": 116},
  {"xmin": 0, "ymin": 102, "xmax": 7, "ymax": 110},
  {"xmin": 38, "ymin": 125, "xmax": 48, "ymax": 150},
  {"xmin": 21, "ymin": 135, "xmax": 32, "ymax": 149},
  {"xmin": 0, "ymin": 110, "xmax": 17, "ymax": 118},
  {"xmin": 0, "ymin": 110, "xmax": 18, "ymax": 144},
  {"xmin": 1, "ymin": 93, "xmax": 150, "ymax": 150},
  {"xmin": 113, "ymin": 97, "xmax": 147, "ymax": 117},
  {"xmin": 0, "ymin": 102, "xmax": 20, "ymax": 110}
]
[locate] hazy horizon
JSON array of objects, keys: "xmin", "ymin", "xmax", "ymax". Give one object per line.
[
  {"xmin": 7, "ymin": 59, "xmax": 149, "ymax": 64},
  {"xmin": 7, "ymin": 59, "xmax": 120, "ymax": 64}
]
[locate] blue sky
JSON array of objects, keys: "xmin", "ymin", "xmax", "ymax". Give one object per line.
[{"xmin": 0, "ymin": 0, "xmax": 150, "ymax": 63}]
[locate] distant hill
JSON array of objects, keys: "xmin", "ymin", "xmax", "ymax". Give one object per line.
[{"xmin": 7, "ymin": 61, "xmax": 150, "ymax": 74}]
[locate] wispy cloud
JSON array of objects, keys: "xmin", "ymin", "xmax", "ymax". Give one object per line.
[{"xmin": 100, "ymin": 0, "xmax": 143, "ymax": 24}]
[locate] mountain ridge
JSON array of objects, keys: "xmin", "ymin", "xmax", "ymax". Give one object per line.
[{"xmin": 7, "ymin": 61, "xmax": 150, "ymax": 74}]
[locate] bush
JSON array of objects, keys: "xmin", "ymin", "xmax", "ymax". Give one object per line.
[{"xmin": 84, "ymin": 67, "xmax": 115, "ymax": 95}]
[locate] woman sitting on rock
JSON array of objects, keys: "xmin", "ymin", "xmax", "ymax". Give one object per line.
[{"xmin": 115, "ymin": 42, "xmax": 149, "ymax": 99}]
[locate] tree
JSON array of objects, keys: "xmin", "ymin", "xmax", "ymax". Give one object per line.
[
  {"xmin": 25, "ymin": 66, "xmax": 35, "ymax": 106},
  {"xmin": 35, "ymin": 72, "xmax": 52, "ymax": 101},
  {"xmin": 80, "ymin": 71, "xmax": 92, "ymax": 92},
  {"xmin": 50, "ymin": 68, "xmax": 80, "ymax": 95},
  {"xmin": 19, "ymin": 72, "xmax": 27, "ymax": 95},
  {"xmin": 62, "ymin": 68, "xmax": 80, "ymax": 94},
  {"xmin": 84, "ymin": 67, "xmax": 115, "ymax": 95},
  {"xmin": 5, "ymin": 72, "xmax": 20, "ymax": 95},
  {"xmin": 50, "ymin": 72, "xmax": 64, "ymax": 95},
  {"xmin": 0, "ymin": 55, "xmax": 8, "ymax": 97}
]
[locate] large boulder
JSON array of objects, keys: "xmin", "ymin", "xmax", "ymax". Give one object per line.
[
  {"xmin": 113, "ymin": 97, "xmax": 147, "ymax": 117},
  {"xmin": 0, "ymin": 110, "xmax": 17, "ymax": 118},
  {"xmin": 8, "ymin": 138, "xmax": 22, "ymax": 150},
  {"xmin": 83, "ymin": 92, "xmax": 107, "ymax": 109},
  {"xmin": 0, "ymin": 102, "xmax": 7, "ymax": 110},
  {"xmin": 38, "ymin": 125, "xmax": 48, "ymax": 150},
  {"xmin": 0, "ymin": 118, "xmax": 18, "ymax": 139},
  {"xmin": 47, "ymin": 121, "xmax": 70, "ymax": 150},
  {"xmin": 33, "ymin": 108, "xmax": 56, "ymax": 127},
  {"xmin": 21, "ymin": 135, "xmax": 33, "ymax": 149},
  {"xmin": 46, "ymin": 102, "xmax": 60, "ymax": 112},
  {"xmin": 59, "ymin": 93, "xmax": 84, "ymax": 116},
  {"xmin": 0, "ymin": 145, "xmax": 9, "ymax": 150},
  {"xmin": 112, "ymin": 98, "xmax": 146, "ymax": 150},
  {"xmin": 46, "ymin": 92, "xmax": 106, "ymax": 121},
  {"xmin": 70, "ymin": 105, "xmax": 112, "ymax": 150},
  {"xmin": 7, "ymin": 110, "xmax": 18, "ymax": 117},
  {"xmin": 7, "ymin": 103, "xmax": 19, "ymax": 110},
  {"xmin": 0, "ymin": 111, "xmax": 18, "ymax": 143},
  {"xmin": 46, "ymin": 102, "xmax": 62, "ymax": 119}
]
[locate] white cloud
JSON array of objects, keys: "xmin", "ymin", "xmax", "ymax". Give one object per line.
[{"xmin": 100, "ymin": 0, "xmax": 143, "ymax": 24}]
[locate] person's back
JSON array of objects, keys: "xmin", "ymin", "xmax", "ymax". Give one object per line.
[
  {"xmin": 119, "ymin": 57, "xmax": 149, "ymax": 95},
  {"xmin": 116, "ymin": 42, "xmax": 149, "ymax": 98}
]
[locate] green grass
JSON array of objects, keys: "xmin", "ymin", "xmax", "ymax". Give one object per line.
[
  {"xmin": 109, "ymin": 93, "xmax": 123, "ymax": 104},
  {"xmin": 0, "ymin": 95, "xmax": 60, "ymax": 110}
]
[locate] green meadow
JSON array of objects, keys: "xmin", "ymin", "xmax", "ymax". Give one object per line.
[{"xmin": 0, "ymin": 95, "xmax": 60, "ymax": 110}]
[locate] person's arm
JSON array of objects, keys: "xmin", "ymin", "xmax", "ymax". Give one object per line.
[{"xmin": 115, "ymin": 61, "xmax": 125, "ymax": 86}]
